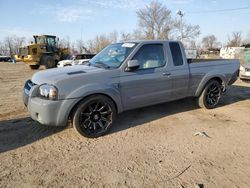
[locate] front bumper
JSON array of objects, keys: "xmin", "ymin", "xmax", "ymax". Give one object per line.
[
  {"xmin": 240, "ymin": 71, "xmax": 250, "ymax": 80},
  {"xmin": 23, "ymin": 80, "xmax": 78, "ymax": 126}
]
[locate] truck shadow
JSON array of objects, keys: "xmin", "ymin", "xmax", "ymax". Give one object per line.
[
  {"xmin": 0, "ymin": 117, "xmax": 64, "ymax": 153},
  {"xmin": 219, "ymin": 84, "xmax": 250, "ymax": 106},
  {"xmin": 110, "ymin": 98, "xmax": 197, "ymax": 134},
  {"xmin": 110, "ymin": 84, "xmax": 250, "ymax": 135}
]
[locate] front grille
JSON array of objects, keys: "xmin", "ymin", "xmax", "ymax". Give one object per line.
[
  {"xmin": 32, "ymin": 48, "xmax": 37, "ymax": 55},
  {"xmin": 24, "ymin": 80, "xmax": 35, "ymax": 95}
]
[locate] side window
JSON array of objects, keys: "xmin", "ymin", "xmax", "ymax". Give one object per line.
[
  {"xmin": 132, "ymin": 44, "xmax": 165, "ymax": 69},
  {"xmin": 169, "ymin": 42, "xmax": 184, "ymax": 66},
  {"xmin": 47, "ymin": 38, "xmax": 56, "ymax": 46}
]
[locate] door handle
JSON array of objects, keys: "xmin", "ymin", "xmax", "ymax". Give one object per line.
[{"xmin": 163, "ymin": 72, "xmax": 171, "ymax": 77}]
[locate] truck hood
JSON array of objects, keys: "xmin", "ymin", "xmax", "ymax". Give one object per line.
[{"xmin": 32, "ymin": 65, "xmax": 106, "ymax": 85}]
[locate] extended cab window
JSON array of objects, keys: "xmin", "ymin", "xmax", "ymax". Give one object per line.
[
  {"xmin": 169, "ymin": 42, "xmax": 184, "ymax": 66},
  {"xmin": 132, "ymin": 44, "xmax": 165, "ymax": 69}
]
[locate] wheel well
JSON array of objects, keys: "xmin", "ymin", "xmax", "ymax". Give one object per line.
[
  {"xmin": 210, "ymin": 77, "xmax": 223, "ymax": 85},
  {"xmin": 197, "ymin": 77, "xmax": 224, "ymax": 97},
  {"xmin": 68, "ymin": 93, "xmax": 118, "ymax": 121}
]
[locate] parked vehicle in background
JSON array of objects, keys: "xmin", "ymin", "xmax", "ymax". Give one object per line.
[
  {"xmin": 57, "ymin": 54, "xmax": 95, "ymax": 67},
  {"xmin": 0, "ymin": 55, "xmax": 12, "ymax": 62},
  {"xmin": 220, "ymin": 47, "xmax": 245, "ymax": 59},
  {"xmin": 15, "ymin": 35, "xmax": 70, "ymax": 69},
  {"xmin": 23, "ymin": 40, "xmax": 239, "ymax": 138},
  {"xmin": 239, "ymin": 48, "xmax": 250, "ymax": 82},
  {"xmin": 200, "ymin": 48, "xmax": 220, "ymax": 59},
  {"xmin": 240, "ymin": 63, "xmax": 250, "ymax": 81}
]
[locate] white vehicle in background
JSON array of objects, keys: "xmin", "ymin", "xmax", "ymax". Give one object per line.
[
  {"xmin": 239, "ymin": 48, "xmax": 250, "ymax": 82},
  {"xmin": 57, "ymin": 54, "xmax": 95, "ymax": 67},
  {"xmin": 57, "ymin": 59, "xmax": 73, "ymax": 67},
  {"xmin": 240, "ymin": 63, "xmax": 250, "ymax": 81},
  {"xmin": 220, "ymin": 47, "xmax": 245, "ymax": 59}
]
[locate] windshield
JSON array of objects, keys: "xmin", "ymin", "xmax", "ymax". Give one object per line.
[
  {"xmin": 47, "ymin": 37, "xmax": 56, "ymax": 46},
  {"xmin": 35, "ymin": 37, "xmax": 46, "ymax": 44},
  {"xmin": 89, "ymin": 42, "xmax": 137, "ymax": 68}
]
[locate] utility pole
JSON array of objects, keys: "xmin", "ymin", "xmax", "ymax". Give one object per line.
[{"xmin": 176, "ymin": 10, "xmax": 184, "ymax": 42}]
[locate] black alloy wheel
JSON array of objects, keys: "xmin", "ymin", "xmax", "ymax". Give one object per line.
[
  {"xmin": 72, "ymin": 95, "xmax": 116, "ymax": 138},
  {"xmin": 205, "ymin": 82, "xmax": 221, "ymax": 107},
  {"xmin": 198, "ymin": 80, "xmax": 222, "ymax": 109}
]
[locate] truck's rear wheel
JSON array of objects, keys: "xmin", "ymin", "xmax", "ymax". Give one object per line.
[
  {"xmin": 29, "ymin": 65, "xmax": 40, "ymax": 70},
  {"xmin": 197, "ymin": 80, "xmax": 222, "ymax": 109},
  {"xmin": 72, "ymin": 95, "xmax": 116, "ymax": 138}
]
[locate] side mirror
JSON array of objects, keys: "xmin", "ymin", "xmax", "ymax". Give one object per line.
[{"xmin": 126, "ymin": 60, "xmax": 140, "ymax": 71}]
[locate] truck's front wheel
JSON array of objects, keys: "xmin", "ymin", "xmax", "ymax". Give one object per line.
[
  {"xmin": 72, "ymin": 95, "xmax": 116, "ymax": 138},
  {"xmin": 41, "ymin": 56, "xmax": 56, "ymax": 69},
  {"xmin": 197, "ymin": 80, "xmax": 222, "ymax": 109}
]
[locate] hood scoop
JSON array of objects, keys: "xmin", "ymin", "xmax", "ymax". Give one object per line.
[{"xmin": 67, "ymin": 71, "xmax": 86, "ymax": 75}]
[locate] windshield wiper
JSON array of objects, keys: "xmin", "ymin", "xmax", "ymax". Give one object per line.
[{"xmin": 93, "ymin": 62, "xmax": 110, "ymax": 69}]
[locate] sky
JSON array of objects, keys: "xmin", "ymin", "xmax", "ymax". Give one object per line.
[{"xmin": 0, "ymin": 0, "xmax": 250, "ymax": 45}]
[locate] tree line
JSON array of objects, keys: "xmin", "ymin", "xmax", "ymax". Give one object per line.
[{"xmin": 1, "ymin": 1, "xmax": 250, "ymax": 56}]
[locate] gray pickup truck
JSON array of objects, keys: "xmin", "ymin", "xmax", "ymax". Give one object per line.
[{"xmin": 23, "ymin": 41, "xmax": 239, "ymax": 137}]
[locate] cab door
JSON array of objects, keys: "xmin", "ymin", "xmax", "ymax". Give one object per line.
[
  {"xmin": 167, "ymin": 42, "xmax": 190, "ymax": 100},
  {"xmin": 119, "ymin": 43, "xmax": 172, "ymax": 110}
]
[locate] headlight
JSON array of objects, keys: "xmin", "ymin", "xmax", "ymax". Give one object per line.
[
  {"xmin": 246, "ymin": 68, "xmax": 250, "ymax": 72},
  {"xmin": 39, "ymin": 84, "xmax": 58, "ymax": 100}
]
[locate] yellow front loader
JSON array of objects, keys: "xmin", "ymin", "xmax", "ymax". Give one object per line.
[{"xmin": 15, "ymin": 35, "xmax": 70, "ymax": 69}]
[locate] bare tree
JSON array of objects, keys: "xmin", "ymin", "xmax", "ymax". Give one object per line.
[
  {"xmin": 187, "ymin": 40, "xmax": 198, "ymax": 49},
  {"xmin": 202, "ymin": 35, "xmax": 220, "ymax": 49},
  {"xmin": 131, "ymin": 29, "xmax": 144, "ymax": 40},
  {"xmin": 58, "ymin": 36, "xmax": 71, "ymax": 49},
  {"xmin": 12, "ymin": 36, "xmax": 25, "ymax": 55},
  {"xmin": 173, "ymin": 19, "xmax": 200, "ymax": 42},
  {"xmin": 120, "ymin": 31, "xmax": 132, "ymax": 41},
  {"xmin": 87, "ymin": 35, "xmax": 111, "ymax": 53},
  {"xmin": 109, "ymin": 31, "xmax": 118, "ymax": 43},
  {"xmin": 242, "ymin": 32, "xmax": 250, "ymax": 46},
  {"xmin": 136, "ymin": 1, "xmax": 172, "ymax": 40},
  {"xmin": 136, "ymin": 1, "xmax": 200, "ymax": 42},
  {"xmin": 4, "ymin": 37, "xmax": 14, "ymax": 56},
  {"xmin": 0, "ymin": 41, "xmax": 7, "ymax": 55},
  {"xmin": 86, "ymin": 31, "xmax": 121, "ymax": 53},
  {"xmin": 3, "ymin": 36, "xmax": 26, "ymax": 56},
  {"xmin": 227, "ymin": 31, "xmax": 242, "ymax": 47},
  {"xmin": 76, "ymin": 39, "xmax": 86, "ymax": 53},
  {"xmin": 70, "ymin": 42, "xmax": 78, "ymax": 54}
]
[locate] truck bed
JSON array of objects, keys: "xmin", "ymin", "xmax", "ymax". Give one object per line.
[
  {"xmin": 187, "ymin": 58, "xmax": 237, "ymax": 64},
  {"xmin": 187, "ymin": 59, "xmax": 240, "ymax": 96}
]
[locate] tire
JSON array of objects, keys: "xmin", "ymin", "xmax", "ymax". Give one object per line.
[
  {"xmin": 41, "ymin": 55, "xmax": 55, "ymax": 69},
  {"xmin": 72, "ymin": 95, "xmax": 116, "ymax": 138},
  {"xmin": 197, "ymin": 80, "xmax": 222, "ymax": 109},
  {"xmin": 29, "ymin": 65, "xmax": 40, "ymax": 69}
]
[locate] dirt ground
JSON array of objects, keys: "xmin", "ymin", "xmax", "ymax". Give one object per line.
[{"xmin": 0, "ymin": 62, "xmax": 250, "ymax": 188}]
